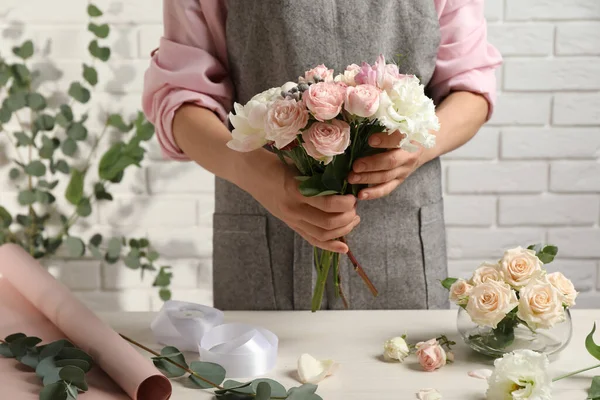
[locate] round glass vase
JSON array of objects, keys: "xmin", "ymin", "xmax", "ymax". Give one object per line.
[{"xmin": 457, "ymin": 307, "xmax": 573, "ymax": 358}]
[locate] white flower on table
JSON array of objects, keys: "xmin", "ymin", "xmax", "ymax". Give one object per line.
[
  {"xmin": 417, "ymin": 388, "xmax": 442, "ymax": 400},
  {"xmin": 499, "ymin": 247, "xmax": 543, "ymax": 289},
  {"xmin": 466, "ymin": 280, "xmax": 519, "ymax": 328},
  {"xmin": 486, "ymin": 349, "xmax": 552, "ymax": 400},
  {"xmin": 517, "ymin": 276, "xmax": 566, "ymax": 330},
  {"xmin": 383, "ymin": 336, "xmax": 410, "ymax": 362},
  {"xmin": 297, "ymin": 353, "xmax": 338, "ymax": 384}
]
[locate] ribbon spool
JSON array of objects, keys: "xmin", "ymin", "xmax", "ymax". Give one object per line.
[{"xmin": 150, "ymin": 301, "xmax": 278, "ymax": 378}]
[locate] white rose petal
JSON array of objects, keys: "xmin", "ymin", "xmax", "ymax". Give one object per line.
[
  {"xmin": 468, "ymin": 369, "xmax": 493, "ymax": 380},
  {"xmin": 383, "ymin": 336, "xmax": 410, "ymax": 362},
  {"xmin": 297, "ymin": 353, "xmax": 338, "ymax": 384},
  {"xmin": 486, "ymin": 350, "xmax": 552, "ymax": 400},
  {"xmin": 417, "ymin": 388, "xmax": 442, "ymax": 400}
]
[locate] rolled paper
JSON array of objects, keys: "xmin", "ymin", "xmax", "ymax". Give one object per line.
[
  {"xmin": 0, "ymin": 244, "xmax": 172, "ymax": 400},
  {"xmin": 152, "ymin": 302, "xmax": 278, "ymax": 378}
]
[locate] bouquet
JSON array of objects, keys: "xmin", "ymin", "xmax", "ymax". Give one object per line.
[
  {"xmin": 227, "ymin": 55, "xmax": 440, "ymax": 311},
  {"xmin": 442, "ymin": 244, "xmax": 577, "ymax": 353}
]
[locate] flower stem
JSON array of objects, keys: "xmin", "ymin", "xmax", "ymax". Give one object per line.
[
  {"xmin": 311, "ymin": 249, "xmax": 333, "ymax": 312},
  {"xmin": 552, "ymin": 363, "xmax": 600, "ymax": 382},
  {"xmin": 340, "ymin": 237, "xmax": 378, "ymax": 297}
]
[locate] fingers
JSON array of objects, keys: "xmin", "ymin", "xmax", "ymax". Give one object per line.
[
  {"xmin": 303, "ymin": 193, "xmax": 357, "ymax": 213},
  {"xmin": 300, "ymin": 206, "xmax": 357, "ymax": 231},
  {"xmin": 348, "ymin": 166, "xmax": 407, "ymax": 185},
  {"xmin": 368, "ymin": 130, "xmax": 404, "ymax": 148},
  {"xmin": 294, "ymin": 226, "xmax": 349, "ymax": 253},
  {"xmin": 353, "ymin": 148, "xmax": 414, "ymax": 173},
  {"xmin": 357, "ymin": 179, "xmax": 402, "ymax": 201},
  {"xmin": 297, "ymin": 215, "xmax": 361, "ymax": 243}
]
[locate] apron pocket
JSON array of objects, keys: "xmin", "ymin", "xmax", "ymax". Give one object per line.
[
  {"xmin": 419, "ymin": 200, "xmax": 449, "ymax": 310},
  {"xmin": 212, "ymin": 214, "xmax": 277, "ymax": 310}
]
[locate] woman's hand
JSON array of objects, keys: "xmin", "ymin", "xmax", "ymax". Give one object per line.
[
  {"xmin": 347, "ymin": 131, "xmax": 425, "ymax": 200},
  {"xmin": 245, "ymin": 157, "xmax": 360, "ymax": 253}
]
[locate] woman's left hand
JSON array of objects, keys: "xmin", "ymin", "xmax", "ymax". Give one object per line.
[{"xmin": 347, "ymin": 130, "xmax": 426, "ymax": 200}]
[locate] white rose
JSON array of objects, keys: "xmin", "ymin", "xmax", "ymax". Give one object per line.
[
  {"xmin": 334, "ymin": 64, "xmax": 361, "ymax": 86},
  {"xmin": 517, "ymin": 277, "xmax": 566, "ymax": 330},
  {"xmin": 466, "ymin": 280, "xmax": 518, "ymax": 328},
  {"xmin": 471, "ymin": 262, "xmax": 503, "ymax": 286},
  {"xmin": 227, "ymin": 87, "xmax": 283, "ymax": 152},
  {"xmin": 297, "ymin": 353, "xmax": 338, "ymax": 384},
  {"xmin": 486, "ymin": 350, "xmax": 552, "ymax": 400},
  {"xmin": 383, "ymin": 336, "xmax": 410, "ymax": 362},
  {"xmin": 499, "ymin": 247, "xmax": 543, "ymax": 289},
  {"xmin": 449, "ymin": 279, "xmax": 472, "ymax": 305},
  {"xmin": 547, "ymin": 271, "xmax": 578, "ymax": 307},
  {"xmin": 375, "ymin": 75, "xmax": 439, "ymax": 152}
]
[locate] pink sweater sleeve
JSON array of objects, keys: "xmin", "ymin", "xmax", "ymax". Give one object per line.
[
  {"xmin": 142, "ymin": 0, "xmax": 233, "ymax": 161},
  {"xmin": 430, "ymin": 0, "xmax": 503, "ymax": 120}
]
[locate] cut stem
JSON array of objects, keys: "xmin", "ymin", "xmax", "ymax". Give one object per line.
[
  {"xmin": 552, "ymin": 363, "xmax": 600, "ymax": 382},
  {"xmin": 340, "ymin": 237, "xmax": 378, "ymax": 297}
]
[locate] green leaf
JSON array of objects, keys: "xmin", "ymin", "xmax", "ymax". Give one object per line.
[
  {"xmin": 59, "ymin": 365, "xmax": 88, "ymax": 391},
  {"xmin": 0, "ymin": 342, "xmax": 13, "ymax": 357},
  {"xmin": 57, "ymin": 347, "xmax": 93, "ymax": 367},
  {"xmin": 542, "ymin": 245, "xmax": 558, "ymax": 256},
  {"xmin": 159, "ymin": 288, "xmax": 171, "ymax": 301},
  {"xmin": 322, "ymin": 154, "xmax": 350, "ymax": 193},
  {"xmin": 76, "ymin": 198, "xmax": 92, "ymax": 217},
  {"xmin": 527, "ymin": 243, "xmax": 542, "ymax": 253},
  {"xmin": 0, "ymin": 206, "xmax": 12, "ymax": 228},
  {"xmin": 287, "ymin": 384, "xmax": 319, "ymax": 400},
  {"xmin": 65, "ymin": 237, "xmax": 85, "ymax": 257},
  {"xmin": 586, "ymin": 323, "xmax": 600, "ymax": 362},
  {"xmin": 55, "ymin": 359, "xmax": 91, "ymax": 373},
  {"xmin": 5, "ymin": 333, "xmax": 26, "ymax": 342},
  {"xmin": 11, "ymin": 64, "xmax": 31, "ymax": 87},
  {"xmin": 537, "ymin": 253, "xmax": 555, "ymax": 264},
  {"xmin": 107, "ymin": 114, "xmax": 132, "ymax": 132},
  {"xmin": 14, "ymin": 131, "xmax": 32, "ymax": 146},
  {"xmin": 42, "ymin": 366, "xmax": 62, "ymax": 386},
  {"xmin": 12, "ymin": 40, "xmax": 34, "ymax": 59},
  {"xmin": 89, "ymin": 245, "xmax": 103, "ymax": 260},
  {"xmin": 588, "ymin": 376, "xmax": 600, "ymax": 399},
  {"xmin": 107, "ymin": 237, "xmax": 122, "ymax": 258},
  {"xmin": 441, "ymin": 277, "xmax": 458, "ymax": 290},
  {"xmin": 135, "ymin": 113, "xmax": 154, "ymax": 141},
  {"xmin": 9, "ymin": 167, "xmax": 20, "ymax": 180},
  {"xmin": 20, "ymin": 348, "xmax": 41, "ymax": 369},
  {"xmin": 9, "ymin": 336, "xmax": 42, "ymax": 358},
  {"xmin": 40, "ymin": 340, "xmax": 73, "ymax": 361},
  {"xmin": 67, "ymin": 122, "xmax": 88, "ymax": 141},
  {"xmin": 16, "ymin": 214, "xmax": 31, "ymax": 226},
  {"xmin": 36, "ymin": 355, "xmax": 58, "ymax": 377},
  {"xmin": 255, "ymin": 382, "xmax": 271, "ymax": 400},
  {"xmin": 39, "ymin": 136, "xmax": 59, "ymax": 159},
  {"xmin": 124, "ymin": 249, "xmax": 141, "ymax": 269},
  {"xmin": 215, "ymin": 381, "xmax": 253, "ymax": 395},
  {"xmin": 68, "ymin": 82, "xmax": 91, "ymax": 104},
  {"xmin": 299, "ymin": 173, "xmax": 328, "ymax": 197},
  {"xmin": 82, "ymin": 64, "xmax": 98, "ymax": 86},
  {"xmin": 38, "ymin": 178, "xmax": 59, "ymax": 189},
  {"xmin": 152, "ymin": 346, "xmax": 188, "ymax": 378},
  {"xmin": 0, "ymin": 105, "xmax": 11, "ymax": 123},
  {"xmin": 88, "ymin": 23, "xmax": 109, "ymax": 39},
  {"xmin": 153, "ymin": 267, "xmax": 172, "ymax": 287},
  {"xmin": 87, "ymin": 4, "xmax": 103, "ymax": 17},
  {"xmin": 89, "ymin": 234, "xmax": 102, "ymax": 247},
  {"xmin": 26, "ymin": 92, "xmax": 47, "ymax": 110},
  {"xmin": 188, "ymin": 361, "xmax": 226, "ymax": 388},
  {"xmin": 251, "ymin": 379, "xmax": 287, "ymax": 397},
  {"xmin": 25, "ymin": 160, "xmax": 46, "ymax": 177},
  {"xmin": 34, "ymin": 114, "xmax": 56, "ymax": 131},
  {"xmin": 56, "ymin": 104, "xmax": 74, "ymax": 127},
  {"xmin": 18, "ymin": 189, "xmax": 36, "ymax": 205},
  {"xmin": 6, "ymin": 92, "xmax": 27, "ymax": 111},
  {"xmin": 88, "ymin": 40, "xmax": 111, "ymax": 62},
  {"xmin": 36, "ymin": 190, "xmax": 55, "ymax": 204},
  {"xmin": 66, "ymin": 384, "xmax": 78, "ymax": 400},
  {"xmin": 65, "ymin": 169, "xmax": 85, "ymax": 205},
  {"xmin": 39, "ymin": 381, "xmax": 68, "ymax": 400},
  {"xmin": 55, "ymin": 159, "xmax": 71, "ymax": 174},
  {"xmin": 147, "ymin": 251, "xmax": 159, "ymax": 262}
]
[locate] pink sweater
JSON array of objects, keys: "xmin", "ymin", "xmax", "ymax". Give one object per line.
[{"xmin": 143, "ymin": 0, "xmax": 502, "ymax": 161}]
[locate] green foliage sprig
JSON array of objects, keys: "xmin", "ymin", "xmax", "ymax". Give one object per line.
[
  {"xmin": 0, "ymin": 333, "xmax": 94, "ymax": 400},
  {"xmin": 119, "ymin": 335, "xmax": 323, "ymax": 400},
  {"xmin": 0, "ymin": 3, "xmax": 172, "ymax": 299}
]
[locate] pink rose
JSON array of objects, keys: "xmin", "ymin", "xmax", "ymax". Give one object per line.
[
  {"xmin": 344, "ymin": 84, "xmax": 381, "ymax": 117},
  {"xmin": 302, "ymin": 82, "xmax": 345, "ymax": 121},
  {"xmin": 265, "ymin": 99, "xmax": 309, "ymax": 149},
  {"xmin": 354, "ymin": 61, "xmax": 378, "ymax": 87},
  {"xmin": 302, "ymin": 120, "xmax": 350, "ymax": 165},
  {"xmin": 355, "ymin": 55, "xmax": 405, "ymax": 91},
  {"xmin": 415, "ymin": 339, "xmax": 447, "ymax": 372},
  {"xmin": 299, "ymin": 64, "xmax": 334, "ymax": 83}
]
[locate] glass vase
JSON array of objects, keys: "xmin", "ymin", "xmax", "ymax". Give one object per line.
[{"xmin": 457, "ymin": 307, "xmax": 573, "ymax": 358}]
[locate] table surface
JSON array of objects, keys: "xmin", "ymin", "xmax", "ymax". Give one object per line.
[{"xmin": 100, "ymin": 310, "xmax": 600, "ymax": 400}]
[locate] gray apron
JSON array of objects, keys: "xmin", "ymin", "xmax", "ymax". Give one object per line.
[{"xmin": 213, "ymin": 0, "xmax": 448, "ymax": 310}]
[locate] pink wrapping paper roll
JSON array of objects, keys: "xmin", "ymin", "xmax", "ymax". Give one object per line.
[{"xmin": 0, "ymin": 244, "xmax": 172, "ymax": 399}]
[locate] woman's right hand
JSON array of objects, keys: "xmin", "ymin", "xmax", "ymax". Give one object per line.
[{"xmin": 244, "ymin": 156, "xmax": 360, "ymax": 253}]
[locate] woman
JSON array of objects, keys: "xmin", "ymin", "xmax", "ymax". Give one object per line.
[{"xmin": 142, "ymin": 0, "xmax": 502, "ymax": 311}]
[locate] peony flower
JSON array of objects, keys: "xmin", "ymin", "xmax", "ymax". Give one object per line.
[
  {"xmin": 334, "ymin": 64, "xmax": 361, "ymax": 86},
  {"xmin": 299, "ymin": 64, "xmax": 334, "ymax": 83},
  {"xmin": 547, "ymin": 271, "xmax": 578, "ymax": 307},
  {"xmin": 297, "ymin": 353, "xmax": 338, "ymax": 384},
  {"xmin": 471, "ymin": 262, "xmax": 503, "ymax": 286},
  {"xmin": 517, "ymin": 277, "xmax": 566, "ymax": 330},
  {"xmin": 354, "ymin": 55, "xmax": 403, "ymax": 92},
  {"xmin": 466, "ymin": 280, "xmax": 518, "ymax": 328},
  {"xmin": 499, "ymin": 247, "xmax": 543, "ymax": 289},
  {"xmin": 415, "ymin": 339, "xmax": 446, "ymax": 372},
  {"xmin": 264, "ymin": 98, "xmax": 309, "ymax": 149},
  {"xmin": 449, "ymin": 279, "xmax": 472, "ymax": 305},
  {"xmin": 417, "ymin": 388, "xmax": 442, "ymax": 400},
  {"xmin": 383, "ymin": 336, "xmax": 410, "ymax": 362},
  {"xmin": 486, "ymin": 350, "xmax": 552, "ymax": 400},
  {"xmin": 227, "ymin": 87, "xmax": 282, "ymax": 152},
  {"xmin": 302, "ymin": 120, "xmax": 350, "ymax": 165},
  {"xmin": 303, "ymin": 82, "xmax": 346, "ymax": 121},
  {"xmin": 375, "ymin": 75, "xmax": 439, "ymax": 152},
  {"xmin": 344, "ymin": 84, "xmax": 381, "ymax": 118}
]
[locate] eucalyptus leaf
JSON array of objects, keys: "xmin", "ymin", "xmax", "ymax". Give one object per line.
[
  {"xmin": 20, "ymin": 348, "xmax": 41, "ymax": 369},
  {"xmin": 159, "ymin": 288, "xmax": 171, "ymax": 301},
  {"xmin": 40, "ymin": 339, "xmax": 74, "ymax": 360},
  {"xmin": 88, "ymin": 40, "xmax": 111, "ymax": 62},
  {"xmin": 55, "ymin": 160, "xmax": 70, "ymax": 174},
  {"xmin": 34, "ymin": 114, "xmax": 56, "ymax": 131},
  {"xmin": 88, "ymin": 23, "xmax": 110, "ymax": 38},
  {"xmin": 215, "ymin": 381, "xmax": 253, "ymax": 395},
  {"xmin": 64, "ymin": 237, "xmax": 85, "ymax": 257},
  {"xmin": 0, "ymin": 206, "xmax": 12, "ymax": 228},
  {"xmin": 82, "ymin": 64, "xmax": 98, "ymax": 86},
  {"xmin": 153, "ymin": 268, "xmax": 172, "ymax": 287},
  {"xmin": 59, "ymin": 365, "xmax": 88, "ymax": 391},
  {"xmin": 68, "ymin": 82, "xmax": 90, "ymax": 104},
  {"xmin": 36, "ymin": 355, "xmax": 58, "ymax": 378},
  {"xmin": 9, "ymin": 336, "xmax": 42, "ymax": 359},
  {"xmin": 107, "ymin": 114, "xmax": 131, "ymax": 132},
  {"xmin": 39, "ymin": 381, "xmax": 68, "ymax": 400},
  {"xmin": 4, "ymin": 333, "xmax": 26, "ymax": 343},
  {"xmin": 12, "ymin": 40, "xmax": 34, "ymax": 59},
  {"xmin": 188, "ymin": 361, "xmax": 226, "ymax": 389},
  {"xmin": 124, "ymin": 251, "xmax": 140, "ymax": 269},
  {"xmin": 441, "ymin": 277, "xmax": 458, "ymax": 290},
  {"xmin": 25, "ymin": 160, "xmax": 46, "ymax": 177},
  {"xmin": 147, "ymin": 251, "xmax": 159, "ymax": 262},
  {"xmin": 38, "ymin": 179, "xmax": 59, "ymax": 190},
  {"xmin": 107, "ymin": 237, "xmax": 121, "ymax": 258},
  {"xmin": 6, "ymin": 91, "xmax": 27, "ymax": 111},
  {"xmin": 67, "ymin": 122, "xmax": 87, "ymax": 141},
  {"xmin": 61, "ymin": 138, "xmax": 78, "ymax": 156},
  {"xmin": 9, "ymin": 167, "xmax": 21, "ymax": 179},
  {"xmin": 14, "ymin": 131, "xmax": 33, "ymax": 146},
  {"xmin": 0, "ymin": 342, "xmax": 13, "ymax": 357},
  {"xmin": 0, "ymin": 105, "xmax": 11, "ymax": 123},
  {"xmin": 11, "ymin": 64, "xmax": 31, "ymax": 87},
  {"xmin": 588, "ymin": 376, "xmax": 600, "ymax": 400},
  {"xmin": 89, "ymin": 234, "xmax": 102, "ymax": 247},
  {"xmin": 251, "ymin": 379, "xmax": 287, "ymax": 397},
  {"xmin": 89, "ymin": 245, "xmax": 103, "ymax": 260},
  {"xmin": 87, "ymin": 4, "xmax": 103, "ymax": 16},
  {"xmin": 537, "ymin": 253, "xmax": 555, "ymax": 264},
  {"xmin": 26, "ymin": 92, "xmax": 47, "ymax": 110},
  {"xmin": 255, "ymin": 382, "xmax": 271, "ymax": 400},
  {"xmin": 57, "ymin": 347, "xmax": 93, "ymax": 367},
  {"xmin": 76, "ymin": 198, "xmax": 92, "ymax": 217},
  {"xmin": 56, "ymin": 104, "xmax": 74, "ymax": 127},
  {"xmin": 287, "ymin": 383, "xmax": 319, "ymax": 399},
  {"xmin": 36, "ymin": 190, "xmax": 56, "ymax": 204},
  {"xmin": 18, "ymin": 189, "xmax": 36, "ymax": 205},
  {"xmin": 65, "ymin": 169, "xmax": 85, "ymax": 205},
  {"xmin": 16, "ymin": 214, "xmax": 31, "ymax": 226},
  {"xmin": 43, "ymin": 366, "xmax": 64, "ymax": 387},
  {"xmin": 139, "ymin": 238, "xmax": 149, "ymax": 247},
  {"xmin": 55, "ymin": 359, "xmax": 91, "ymax": 373},
  {"xmin": 152, "ymin": 346, "xmax": 188, "ymax": 378}
]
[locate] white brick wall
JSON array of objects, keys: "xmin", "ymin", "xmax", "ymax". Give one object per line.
[{"xmin": 1, "ymin": 0, "xmax": 599, "ymax": 311}]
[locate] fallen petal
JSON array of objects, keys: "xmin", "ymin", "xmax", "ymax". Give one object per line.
[
  {"xmin": 417, "ymin": 388, "xmax": 442, "ymax": 400},
  {"xmin": 297, "ymin": 353, "xmax": 338, "ymax": 384},
  {"xmin": 468, "ymin": 369, "xmax": 493, "ymax": 380}
]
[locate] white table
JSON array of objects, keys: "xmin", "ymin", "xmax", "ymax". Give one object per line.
[{"xmin": 101, "ymin": 310, "xmax": 600, "ymax": 400}]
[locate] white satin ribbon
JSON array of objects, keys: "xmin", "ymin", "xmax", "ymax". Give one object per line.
[{"xmin": 150, "ymin": 301, "xmax": 278, "ymax": 378}]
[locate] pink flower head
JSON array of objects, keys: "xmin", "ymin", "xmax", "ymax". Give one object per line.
[
  {"xmin": 344, "ymin": 84, "xmax": 381, "ymax": 118},
  {"xmin": 415, "ymin": 339, "xmax": 447, "ymax": 372},
  {"xmin": 303, "ymin": 82, "xmax": 346, "ymax": 121},
  {"xmin": 354, "ymin": 61, "xmax": 378, "ymax": 87},
  {"xmin": 265, "ymin": 99, "xmax": 309, "ymax": 149},
  {"xmin": 355, "ymin": 55, "xmax": 404, "ymax": 92},
  {"xmin": 300, "ymin": 64, "xmax": 334, "ymax": 83},
  {"xmin": 302, "ymin": 120, "xmax": 351, "ymax": 165}
]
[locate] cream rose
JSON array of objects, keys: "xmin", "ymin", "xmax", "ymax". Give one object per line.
[
  {"xmin": 302, "ymin": 120, "xmax": 351, "ymax": 165},
  {"xmin": 415, "ymin": 339, "xmax": 446, "ymax": 372},
  {"xmin": 547, "ymin": 272, "xmax": 578, "ymax": 307},
  {"xmin": 499, "ymin": 247, "xmax": 543, "ymax": 289},
  {"xmin": 334, "ymin": 64, "xmax": 361, "ymax": 86},
  {"xmin": 383, "ymin": 336, "xmax": 410, "ymax": 362},
  {"xmin": 449, "ymin": 279, "xmax": 472, "ymax": 305},
  {"xmin": 470, "ymin": 262, "xmax": 503, "ymax": 286},
  {"xmin": 517, "ymin": 278, "xmax": 566, "ymax": 330},
  {"xmin": 264, "ymin": 98, "xmax": 309, "ymax": 149},
  {"xmin": 465, "ymin": 280, "xmax": 518, "ymax": 328}
]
